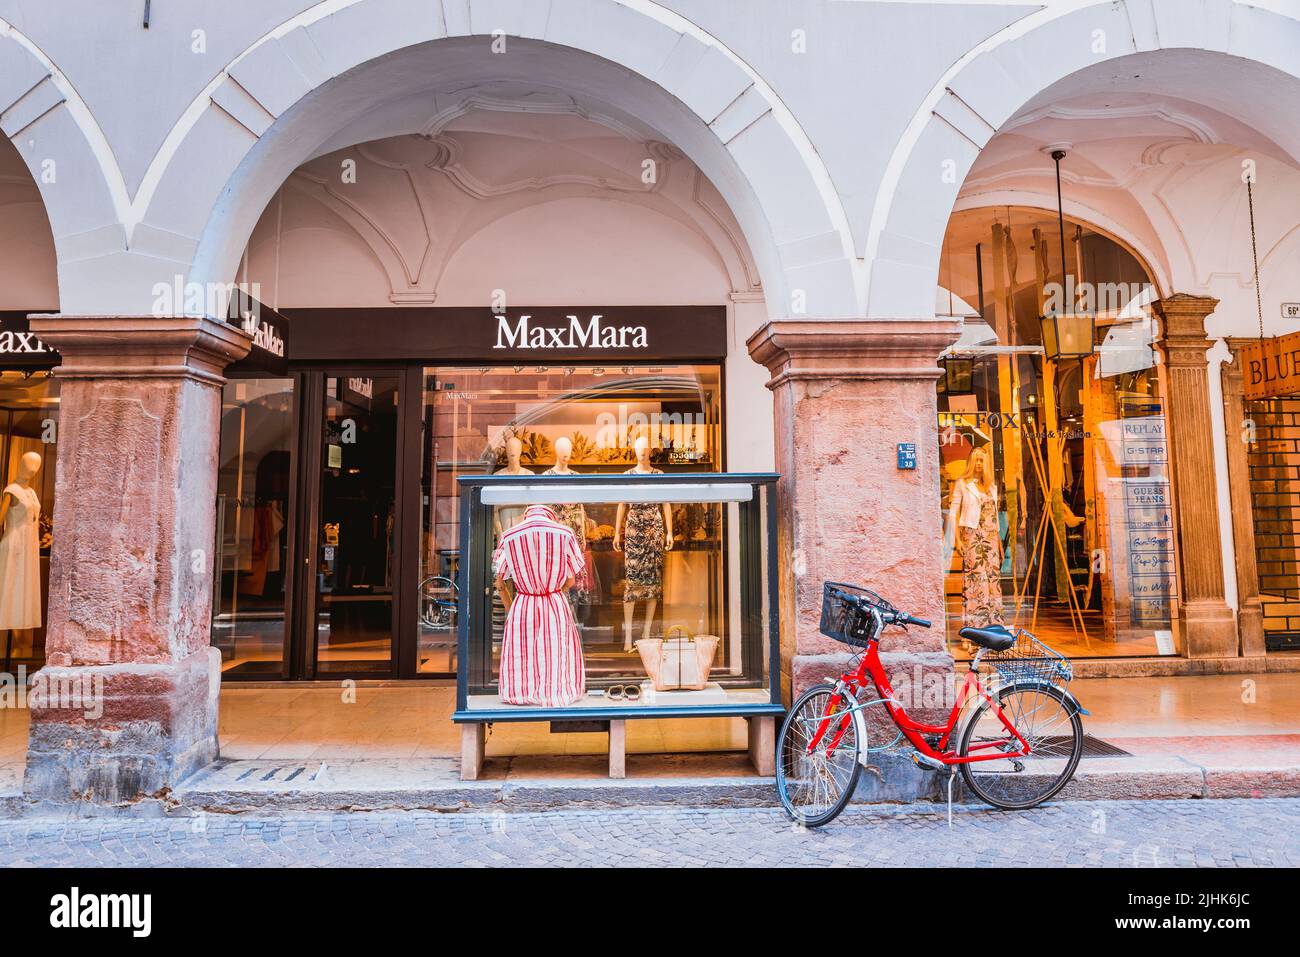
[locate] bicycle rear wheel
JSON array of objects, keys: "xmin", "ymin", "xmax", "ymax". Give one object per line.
[
  {"xmin": 776, "ymin": 683, "xmax": 861, "ymax": 827},
  {"xmin": 958, "ymin": 681, "xmax": 1083, "ymax": 810}
]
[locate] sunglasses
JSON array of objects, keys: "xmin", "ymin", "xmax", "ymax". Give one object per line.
[{"xmin": 604, "ymin": 683, "xmax": 643, "ymax": 702}]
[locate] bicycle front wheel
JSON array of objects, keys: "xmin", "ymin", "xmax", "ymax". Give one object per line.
[
  {"xmin": 958, "ymin": 681, "xmax": 1083, "ymax": 810},
  {"xmin": 776, "ymin": 683, "xmax": 862, "ymax": 827}
]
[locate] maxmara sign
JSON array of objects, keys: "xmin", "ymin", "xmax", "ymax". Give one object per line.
[
  {"xmin": 493, "ymin": 314, "xmax": 648, "ymax": 350},
  {"xmin": 283, "ymin": 306, "xmax": 727, "ymax": 362},
  {"xmin": 0, "ymin": 313, "xmax": 58, "ymax": 369}
]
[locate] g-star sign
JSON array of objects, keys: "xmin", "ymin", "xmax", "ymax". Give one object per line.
[{"xmin": 493, "ymin": 314, "xmax": 649, "ymax": 350}]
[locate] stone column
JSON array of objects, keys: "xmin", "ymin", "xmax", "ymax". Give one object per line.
[
  {"xmin": 1152, "ymin": 295, "xmax": 1237, "ymax": 657},
  {"xmin": 1222, "ymin": 339, "xmax": 1268, "ymax": 657},
  {"xmin": 23, "ymin": 315, "xmax": 250, "ymax": 806},
  {"xmin": 747, "ymin": 318, "xmax": 960, "ymax": 723}
]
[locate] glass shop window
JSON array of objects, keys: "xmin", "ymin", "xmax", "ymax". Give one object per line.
[
  {"xmin": 212, "ymin": 378, "xmax": 295, "ymax": 676},
  {"xmin": 936, "ymin": 207, "xmax": 1177, "ymax": 659},
  {"xmin": 0, "ymin": 370, "xmax": 59, "ymax": 673},
  {"xmin": 418, "ymin": 364, "xmax": 722, "ymax": 677},
  {"xmin": 455, "ymin": 476, "xmax": 776, "ymax": 714}
]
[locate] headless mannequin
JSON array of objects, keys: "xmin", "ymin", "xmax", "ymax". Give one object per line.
[
  {"xmin": 614, "ymin": 436, "xmax": 673, "ymax": 652},
  {"xmin": 550, "ymin": 436, "xmax": 576, "ymax": 475},
  {"xmin": 493, "ymin": 435, "xmax": 534, "ymax": 536},
  {"xmin": 0, "ymin": 451, "xmax": 43, "ymax": 671},
  {"xmin": 547, "ymin": 437, "xmax": 590, "ymax": 618},
  {"xmin": 494, "ymin": 436, "xmax": 533, "ymax": 608}
]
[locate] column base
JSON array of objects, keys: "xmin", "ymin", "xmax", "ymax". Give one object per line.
[
  {"xmin": 1237, "ymin": 601, "xmax": 1266, "ymax": 658},
  {"xmin": 23, "ymin": 648, "xmax": 220, "ymax": 806},
  {"xmin": 792, "ymin": 650, "xmax": 954, "ymax": 740},
  {"xmin": 1180, "ymin": 601, "xmax": 1239, "ymax": 659}
]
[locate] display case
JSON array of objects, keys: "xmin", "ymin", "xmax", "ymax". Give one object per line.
[{"xmin": 452, "ymin": 472, "xmax": 782, "ymax": 722}]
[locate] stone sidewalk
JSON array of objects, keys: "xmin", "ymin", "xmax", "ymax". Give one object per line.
[
  {"xmin": 0, "ymin": 799, "xmax": 1293, "ymax": 867},
  {"xmin": 2, "ymin": 671, "xmax": 1298, "ymax": 814}
]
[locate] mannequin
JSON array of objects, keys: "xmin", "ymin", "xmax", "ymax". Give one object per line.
[
  {"xmin": 493, "ymin": 435, "xmax": 534, "ymax": 538},
  {"xmin": 946, "ymin": 447, "xmax": 1005, "ymax": 632},
  {"xmin": 614, "ymin": 436, "xmax": 673, "ymax": 652},
  {"xmin": 543, "ymin": 437, "xmax": 594, "ymax": 614},
  {"xmin": 0, "ymin": 451, "xmax": 43, "ymax": 668}
]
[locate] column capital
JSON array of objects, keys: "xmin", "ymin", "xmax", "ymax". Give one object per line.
[
  {"xmin": 28, "ymin": 314, "xmax": 252, "ymax": 384},
  {"xmin": 1153, "ymin": 295, "xmax": 1220, "ymax": 369},
  {"xmin": 1221, "ymin": 337, "xmax": 1257, "ymax": 388},
  {"xmin": 746, "ymin": 317, "xmax": 961, "ymax": 389}
]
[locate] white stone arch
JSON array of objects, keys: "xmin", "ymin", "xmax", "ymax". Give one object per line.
[
  {"xmin": 129, "ymin": 0, "xmax": 857, "ymax": 319},
  {"xmin": 0, "ymin": 21, "xmax": 130, "ymax": 312},
  {"xmin": 867, "ymin": 0, "xmax": 1300, "ymax": 319}
]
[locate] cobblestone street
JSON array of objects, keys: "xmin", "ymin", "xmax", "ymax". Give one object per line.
[{"xmin": 0, "ymin": 799, "xmax": 1293, "ymax": 867}]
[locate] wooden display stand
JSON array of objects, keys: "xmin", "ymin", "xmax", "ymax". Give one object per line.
[{"xmin": 459, "ymin": 713, "xmax": 777, "ymax": 781}]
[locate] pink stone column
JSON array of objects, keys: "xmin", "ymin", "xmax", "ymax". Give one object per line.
[
  {"xmin": 22, "ymin": 316, "xmax": 250, "ymax": 806},
  {"xmin": 747, "ymin": 319, "xmax": 960, "ymax": 731},
  {"xmin": 1152, "ymin": 295, "xmax": 1238, "ymax": 658}
]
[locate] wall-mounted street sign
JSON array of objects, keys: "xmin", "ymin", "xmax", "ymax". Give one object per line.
[
  {"xmin": 1282, "ymin": 303, "xmax": 1300, "ymax": 321},
  {"xmin": 0, "ymin": 312, "xmax": 58, "ymax": 370},
  {"xmin": 896, "ymin": 443, "xmax": 917, "ymax": 470},
  {"xmin": 1241, "ymin": 329, "xmax": 1300, "ymax": 401}
]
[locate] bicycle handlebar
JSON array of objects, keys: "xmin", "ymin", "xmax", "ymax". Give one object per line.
[
  {"xmin": 890, "ymin": 611, "xmax": 931, "ymax": 629},
  {"xmin": 847, "ymin": 594, "xmax": 930, "ymax": 629}
]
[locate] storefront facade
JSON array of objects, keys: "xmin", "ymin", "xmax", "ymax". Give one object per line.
[
  {"xmin": 215, "ymin": 307, "xmax": 733, "ymax": 682},
  {"xmin": 6, "ymin": 1, "xmax": 1300, "ymax": 804}
]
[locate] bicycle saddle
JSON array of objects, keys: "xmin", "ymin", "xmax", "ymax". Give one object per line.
[{"xmin": 958, "ymin": 624, "xmax": 1016, "ymax": 651}]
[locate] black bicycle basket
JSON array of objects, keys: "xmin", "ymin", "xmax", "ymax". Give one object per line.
[{"xmin": 819, "ymin": 582, "xmax": 897, "ymax": 649}]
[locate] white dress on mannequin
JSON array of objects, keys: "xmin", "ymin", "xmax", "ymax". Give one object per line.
[{"xmin": 0, "ymin": 484, "xmax": 41, "ymax": 629}]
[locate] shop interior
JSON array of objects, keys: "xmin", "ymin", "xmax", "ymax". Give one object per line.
[
  {"xmin": 0, "ymin": 370, "xmax": 57, "ymax": 674},
  {"xmin": 421, "ymin": 364, "xmax": 723, "ymax": 680},
  {"xmin": 937, "ymin": 206, "xmax": 1178, "ymax": 659},
  {"xmin": 213, "ymin": 363, "xmax": 726, "ymax": 681}
]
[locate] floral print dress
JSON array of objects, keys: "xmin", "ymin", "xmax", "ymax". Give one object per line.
[
  {"xmin": 621, "ymin": 466, "xmax": 665, "ymax": 602},
  {"xmin": 959, "ymin": 485, "xmax": 1005, "ymax": 628}
]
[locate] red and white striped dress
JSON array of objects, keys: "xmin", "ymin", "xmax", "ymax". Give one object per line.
[{"xmin": 493, "ymin": 504, "xmax": 586, "ymax": 707}]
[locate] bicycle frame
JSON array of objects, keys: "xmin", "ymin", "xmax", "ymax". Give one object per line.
[{"xmin": 808, "ymin": 634, "xmax": 1031, "ymax": 766}]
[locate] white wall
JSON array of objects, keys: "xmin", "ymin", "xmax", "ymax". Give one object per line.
[{"xmin": 242, "ymin": 110, "xmax": 775, "ymax": 471}]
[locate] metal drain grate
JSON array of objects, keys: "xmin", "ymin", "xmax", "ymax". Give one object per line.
[
  {"xmin": 1037, "ymin": 735, "xmax": 1131, "ymax": 758},
  {"xmin": 235, "ymin": 765, "xmax": 312, "ymax": 782}
]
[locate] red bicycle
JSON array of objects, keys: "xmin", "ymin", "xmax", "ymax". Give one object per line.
[{"xmin": 777, "ymin": 582, "xmax": 1087, "ymax": 827}]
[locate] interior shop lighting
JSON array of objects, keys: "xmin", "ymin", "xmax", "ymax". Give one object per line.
[
  {"xmin": 1038, "ymin": 148, "xmax": 1095, "ymax": 361},
  {"xmin": 481, "ymin": 483, "xmax": 754, "ymax": 506}
]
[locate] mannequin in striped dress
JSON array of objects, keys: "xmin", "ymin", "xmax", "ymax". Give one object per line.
[{"xmin": 492, "ymin": 504, "xmax": 586, "ymax": 706}]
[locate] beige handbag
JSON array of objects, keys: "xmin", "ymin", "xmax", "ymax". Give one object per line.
[{"xmin": 636, "ymin": 626, "xmax": 719, "ymax": 691}]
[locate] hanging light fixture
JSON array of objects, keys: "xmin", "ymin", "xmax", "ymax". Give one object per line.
[
  {"xmin": 1038, "ymin": 149, "xmax": 1095, "ymax": 360},
  {"xmin": 942, "ymin": 355, "xmax": 974, "ymax": 393}
]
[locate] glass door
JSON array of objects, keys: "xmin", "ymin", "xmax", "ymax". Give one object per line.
[
  {"xmin": 214, "ymin": 378, "xmax": 295, "ymax": 677},
  {"xmin": 309, "ymin": 372, "xmax": 401, "ymax": 676}
]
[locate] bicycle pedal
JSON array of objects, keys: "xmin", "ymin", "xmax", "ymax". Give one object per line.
[{"xmin": 910, "ymin": 751, "xmax": 946, "ymax": 772}]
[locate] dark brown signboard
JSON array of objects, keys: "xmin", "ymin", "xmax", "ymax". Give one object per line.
[
  {"xmin": 225, "ymin": 296, "xmax": 290, "ymax": 377},
  {"xmin": 0, "ymin": 312, "xmax": 58, "ymax": 370},
  {"xmin": 1242, "ymin": 330, "xmax": 1300, "ymax": 400},
  {"xmin": 281, "ymin": 306, "xmax": 727, "ymax": 363}
]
